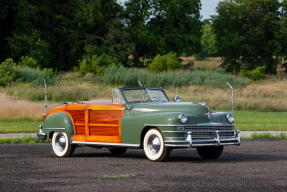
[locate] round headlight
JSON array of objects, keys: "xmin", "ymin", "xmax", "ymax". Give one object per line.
[
  {"xmin": 227, "ymin": 113, "xmax": 234, "ymax": 124},
  {"xmin": 179, "ymin": 113, "xmax": 188, "ymax": 124}
]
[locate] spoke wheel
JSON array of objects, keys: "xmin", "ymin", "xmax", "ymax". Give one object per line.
[
  {"xmin": 52, "ymin": 132, "xmax": 76, "ymax": 157},
  {"xmin": 196, "ymin": 146, "xmax": 224, "ymax": 159},
  {"xmin": 108, "ymin": 148, "xmax": 127, "ymax": 155},
  {"xmin": 143, "ymin": 129, "xmax": 169, "ymax": 162}
]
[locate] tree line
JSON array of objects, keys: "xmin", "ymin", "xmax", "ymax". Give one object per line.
[
  {"xmin": 210, "ymin": 0, "xmax": 287, "ymax": 74},
  {"xmin": 1, "ymin": 0, "xmax": 287, "ymax": 74},
  {"xmin": 0, "ymin": 0, "xmax": 202, "ymax": 70}
]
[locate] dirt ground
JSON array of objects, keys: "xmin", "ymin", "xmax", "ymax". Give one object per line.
[{"xmin": 0, "ymin": 139, "xmax": 287, "ymax": 191}]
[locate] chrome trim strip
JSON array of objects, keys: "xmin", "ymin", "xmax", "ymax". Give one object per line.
[
  {"xmin": 145, "ymin": 123, "xmax": 235, "ymax": 127},
  {"xmin": 43, "ymin": 128, "xmax": 66, "ymax": 130},
  {"xmin": 165, "ymin": 137, "xmax": 186, "ymax": 140},
  {"xmin": 162, "ymin": 131, "xmax": 187, "ymax": 133},
  {"xmin": 72, "ymin": 141, "xmax": 140, "ymax": 148},
  {"xmin": 165, "ymin": 144, "xmax": 189, "ymax": 147},
  {"xmin": 162, "ymin": 130, "xmax": 235, "ymax": 133}
]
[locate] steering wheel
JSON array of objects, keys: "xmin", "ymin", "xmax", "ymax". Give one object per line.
[{"xmin": 146, "ymin": 97, "xmax": 159, "ymax": 102}]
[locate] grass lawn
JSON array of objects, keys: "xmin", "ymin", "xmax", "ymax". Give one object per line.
[
  {"xmin": 0, "ymin": 121, "xmax": 42, "ymax": 133},
  {"xmin": 235, "ymin": 111, "xmax": 287, "ymax": 131},
  {"xmin": 0, "ymin": 135, "xmax": 43, "ymax": 144}
]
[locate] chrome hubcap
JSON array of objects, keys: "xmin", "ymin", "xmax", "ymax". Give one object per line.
[
  {"xmin": 55, "ymin": 134, "xmax": 66, "ymax": 152},
  {"xmin": 147, "ymin": 135, "xmax": 161, "ymax": 155}
]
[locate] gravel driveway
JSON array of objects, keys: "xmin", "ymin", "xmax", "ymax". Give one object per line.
[{"xmin": 0, "ymin": 139, "xmax": 287, "ymax": 191}]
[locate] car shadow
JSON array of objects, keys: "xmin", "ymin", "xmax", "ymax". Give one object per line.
[{"xmin": 68, "ymin": 147, "xmax": 287, "ymax": 163}]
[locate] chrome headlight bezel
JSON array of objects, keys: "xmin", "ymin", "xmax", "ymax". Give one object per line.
[
  {"xmin": 179, "ymin": 113, "xmax": 188, "ymax": 124},
  {"xmin": 227, "ymin": 113, "xmax": 235, "ymax": 124}
]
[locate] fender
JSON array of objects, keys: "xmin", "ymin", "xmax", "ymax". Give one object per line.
[
  {"xmin": 42, "ymin": 112, "xmax": 74, "ymax": 143},
  {"xmin": 215, "ymin": 112, "xmax": 233, "ymax": 124},
  {"xmin": 121, "ymin": 112, "xmax": 197, "ymax": 144}
]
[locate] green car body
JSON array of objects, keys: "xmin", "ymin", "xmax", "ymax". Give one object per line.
[{"xmin": 38, "ymin": 87, "xmax": 240, "ymax": 161}]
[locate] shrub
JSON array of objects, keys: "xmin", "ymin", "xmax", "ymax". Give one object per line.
[
  {"xmin": 18, "ymin": 56, "xmax": 39, "ymax": 68},
  {"xmin": 148, "ymin": 52, "xmax": 182, "ymax": 72},
  {"xmin": 239, "ymin": 66, "xmax": 266, "ymax": 81},
  {"xmin": 17, "ymin": 66, "xmax": 55, "ymax": 86},
  {"xmin": 0, "ymin": 58, "xmax": 19, "ymax": 86},
  {"xmin": 79, "ymin": 53, "xmax": 118, "ymax": 75}
]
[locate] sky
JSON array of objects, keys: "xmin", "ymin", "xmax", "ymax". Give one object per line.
[
  {"xmin": 118, "ymin": 0, "xmax": 222, "ymax": 20},
  {"xmin": 200, "ymin": 0, "xmax": 221, "ymax": 20}
]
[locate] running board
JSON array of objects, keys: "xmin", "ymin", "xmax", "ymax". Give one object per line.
[{"xmin": 72, "ymin": 141, "xmax": 140, "ymax": 148}]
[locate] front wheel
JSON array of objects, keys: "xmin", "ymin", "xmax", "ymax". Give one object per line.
[
  {"xmin": 196, "ymin": 146, "xmax": 224, "ymax": 159},
  {"xmin": 52, "ymin": 132, "xmax": 76, "ymax": 157},
  {"xmin": 143, "ymin": 129, "xmax": 170, "ymax": 162}
]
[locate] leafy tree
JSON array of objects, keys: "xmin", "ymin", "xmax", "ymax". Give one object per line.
[
  {"xmin": 276, "ymin": 1, "xmax": 287, "ymax": 72},
  {"xmin": 212, "ymin": 0, "xmax": 281, "ymax": 74},
  {"xmin": 121, "ymin": 0, "xmax": 202, "ymax": 67},
  {"xmin": 200, "ymin": 21, "xmax": 219, "ymax": 58},
  {"xmin": 121, "ymin": 0, "xmax": 155, "ymax": 67},
  {"xmin": 0, "ymin": 0, "xmax": 17, "ymax": 63},
  {"xmin": 6, "ymin": 0, "xmax": 120, "ymax": 70},
  {"xmin": 148, "ymin": 0, "xmax": 202, "ymax": 57}
]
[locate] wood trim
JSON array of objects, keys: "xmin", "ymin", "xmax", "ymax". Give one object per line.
[
  {"xmin": 46, "ymin": 104, "xmax": 125, "ymax": 143},
  {"xmin": 72, "ymin": 135, "xmax": 121, "ymax": 143},
  {"xmin": 85, "ymin": 108, "xmax": 90, "ymax": 136}
]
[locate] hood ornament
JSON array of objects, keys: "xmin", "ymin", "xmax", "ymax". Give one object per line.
[{"xmin": 204, "ymin": 112, "xmax": 211, "ymax": 119}]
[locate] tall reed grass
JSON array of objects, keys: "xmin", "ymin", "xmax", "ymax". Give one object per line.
[
  {"xmin": 17, "ymin": 66, "xmax": 55, "ymax": 86},
  {"xmin": 103, "ymin": 66, "xmax": 249, "ymax": 88}
]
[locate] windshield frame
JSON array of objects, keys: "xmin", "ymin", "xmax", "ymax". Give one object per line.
[{"xmin": 120, "ymin": 87, "xmax": 170, "ymax": 103}]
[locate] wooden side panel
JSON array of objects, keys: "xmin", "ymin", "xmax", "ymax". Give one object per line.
[
  {"xmin": 88, "ymin": 110, "xmax": 122, "ymax": 138},
  {"xmin": 89, "ymin": 126, "xmax": 119, "ymax": 136},
  {"xmin": 45, "ymin": 104, "xmax": 124, "ymax": 143},
  {"xmin": 69, "ymin": 110, "xmax": 85, "ymax": 124},
  {"xmin": 89, "ymin": 110, "xmax": 121, "ymax": 124},
  {"xmin": 75, "ymin": 126, "xmax": 85, "ymax": 135},
  {"xmin": 66, "ymin": 104, "xmax": 125, "ymax": 143}
]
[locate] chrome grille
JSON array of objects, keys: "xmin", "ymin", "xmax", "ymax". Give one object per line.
[{"xmin": 184, "ymin": 126, "xmax": 234, "ymax": 138}]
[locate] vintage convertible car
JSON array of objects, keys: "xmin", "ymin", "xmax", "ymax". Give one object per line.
[{"xmin": 37, "ymin": 86, "xmax": 240, "ymax": 161}]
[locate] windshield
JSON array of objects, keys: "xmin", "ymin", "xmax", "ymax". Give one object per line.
[{"xmin": 123, "ymin": 88, "xmax": 169, "ymax": 103}]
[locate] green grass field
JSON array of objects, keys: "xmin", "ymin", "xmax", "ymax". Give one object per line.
[
  {"xmin": 0, "ymin": 111, "xmax": 286, "ymax": 134},
  {"xmin": 235, "ymin": 111, "xmax": 287, "ymax": 131},
  {"xmin": 0, "ymin": 121, "xmax": 42, "ymax": 133},
  {"xmin": 0, "ymin": 135, "xmax": 43, "ymax": 144}
]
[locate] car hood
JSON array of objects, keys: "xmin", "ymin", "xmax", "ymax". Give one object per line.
[{"xmin": 129, "ymin": 102, "xmax": 210, "ymax": 115}]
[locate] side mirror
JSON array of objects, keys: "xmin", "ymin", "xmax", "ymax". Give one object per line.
[{"xmin": 174, "ymin": 96, "xmax": 180, "ymax": 102}]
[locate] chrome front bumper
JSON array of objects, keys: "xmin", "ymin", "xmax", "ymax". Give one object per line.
[
  {"xmin": 164, "ymin": 130, "xmax": 240, "ymax": 148},
  {"xmin": 37, "ymin": 125, "xmax": 46, "ymax": 140}
]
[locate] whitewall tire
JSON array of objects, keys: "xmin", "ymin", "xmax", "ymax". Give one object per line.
[
  {"xmin": 52, "ymin": 132, "xmax": 76, "ymax": 157},
  {"xmin": 143, "ymin": 129, "xmax": 170, "ymax": 162}
]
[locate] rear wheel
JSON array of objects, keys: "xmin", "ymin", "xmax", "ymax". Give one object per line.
[
  {"xmin": 108, "ymin": 148, "xmax": 127, "ymax": 155},
  {"xmin": 196, "ymin": 146, "xmax": 224, "ymax": 159},
  {"xmin": 52, "ymin": 132, "xmax": 76, "ymax": 157},
  {"xmin": 143, "ymin": 129, "xmax": 170, "ymax": 162}
]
